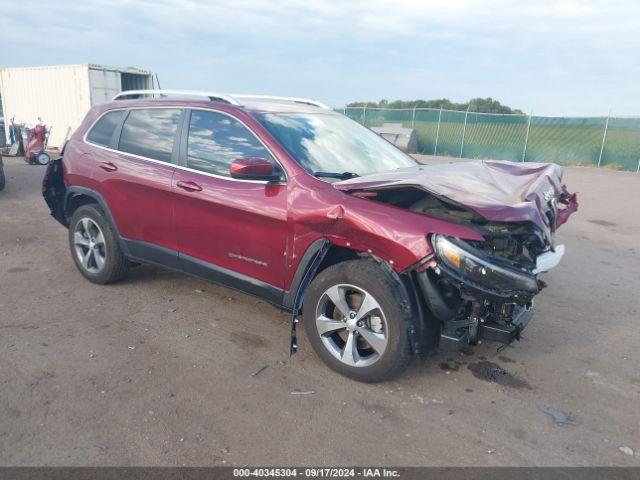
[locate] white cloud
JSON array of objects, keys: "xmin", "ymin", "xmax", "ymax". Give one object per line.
[{"xmin": 0, "ymin": 0, "xmax": 638, "ymax": 114}]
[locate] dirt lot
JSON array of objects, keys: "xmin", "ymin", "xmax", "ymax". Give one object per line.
[{"xmin": 0, "ymin": 155, "xmax": 638, "ymax": 466}]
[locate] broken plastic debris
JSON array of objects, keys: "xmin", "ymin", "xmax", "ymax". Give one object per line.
[
  {"xmin": 290, "ymin": 389, "xmax": 315, "ymax": 395},
  {"xmin": 619, "ymin": 446, "xmax": 634, "ymax": 456},
  {"xmin": 251, "ymin": 366, "xmax": 268, "ymax": 377},
  {"xmin": 539, "ymin": 404, "xmax": 580, "ymax": 426},
  {"xmin": 487, "ymin": 448, "xmax": 496, "ymax": 455},
  {"xmin": 194, "ymin": 289, "xmax": 204, "ymax": 293}
]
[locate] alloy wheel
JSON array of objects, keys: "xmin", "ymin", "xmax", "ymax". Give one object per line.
[
  {"xmin": 315, "ymin": 284, "xmax": 388, "ymax": 367},
  {"xmin": 73, "ymin": 218, "xmax": 106, "ymax": 274}
]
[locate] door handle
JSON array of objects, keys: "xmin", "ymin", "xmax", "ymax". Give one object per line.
[
  {"xmin": 99, "ymin": 162, "xmax": 118, "ymax": 172},
  {"xmin": 176, "ymin": 180, "xmax": 203, "ymax": 192}
]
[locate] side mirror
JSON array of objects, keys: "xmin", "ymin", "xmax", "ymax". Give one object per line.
[{"xmin": 230, "ymin": 157, "xmax": 281, "ymax": 182}]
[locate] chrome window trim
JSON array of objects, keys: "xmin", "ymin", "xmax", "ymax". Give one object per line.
[{"xmin": 83, "ymin": 106, "xmax": 288, "ymax": 185}]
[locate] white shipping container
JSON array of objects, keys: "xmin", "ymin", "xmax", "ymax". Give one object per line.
[{"xmin": 0, "ymin": 64, "xmax": 153, "ymax": 148}]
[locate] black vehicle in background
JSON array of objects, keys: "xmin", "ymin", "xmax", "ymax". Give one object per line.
[{"xmin": 0, "ymin": 116, "xmax": 5, "ymax": 191}]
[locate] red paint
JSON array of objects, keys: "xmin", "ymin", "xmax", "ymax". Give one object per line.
[
  {"xmin": 61, "ymin": 98, "xmax": 573, "ymax": 296},
  {"xmin": 172, "ymin": 168, "xmax": 289, "ymax": 287},
  {"xmin": 335, "ymin": 160, "xmax": 579, "ymax": 244}
]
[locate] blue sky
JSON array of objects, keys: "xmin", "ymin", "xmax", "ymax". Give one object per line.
[{"xmin": 1, "ymin": 0, "xmax": 638, "ymax": 115}]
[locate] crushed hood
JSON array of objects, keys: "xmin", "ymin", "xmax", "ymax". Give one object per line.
[{"xmin": 334, "ymin": 160, "xmax": 578, "ymax": 243}]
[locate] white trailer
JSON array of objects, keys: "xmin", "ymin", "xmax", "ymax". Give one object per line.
[{"xmin": 0, "ymin": 64, "xmax": 153, "ymax": 148}]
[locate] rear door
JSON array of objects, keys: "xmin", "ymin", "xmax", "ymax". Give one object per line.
[
  {"xmin": 88, "ymin": 107, "xmax": 183, "ymax": 266},
  {"xmin": 172, "ymin": 109, "xmax": 288, "ymax": 304}
]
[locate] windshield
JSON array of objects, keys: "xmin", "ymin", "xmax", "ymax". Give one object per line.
[{"xmin": 257, "ymin": 113, "xmax": 417, "ymax": 178}]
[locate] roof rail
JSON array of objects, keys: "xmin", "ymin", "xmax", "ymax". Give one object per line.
[
  {"xmin": 232, "ymin": 94, "xmax": 331, "ymax": 110},
  {"xmin": 112, "ymin": 90, "xmax": 331, "ymax": 110},
  {"xmin": 112, "ymin": 90, "xmax": 242, "ymax": 105}
]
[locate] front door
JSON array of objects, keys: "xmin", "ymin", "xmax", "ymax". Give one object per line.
[{"xmin": 172, "ymin": 109, "xmax": 288, "ymax": 304}]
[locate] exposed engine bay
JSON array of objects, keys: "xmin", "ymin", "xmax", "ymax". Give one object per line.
[{"xmin": 355, "ymin": 186, "xmax": 549, "ymax": 269}]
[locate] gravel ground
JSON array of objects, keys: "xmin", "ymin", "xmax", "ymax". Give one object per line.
[{"xmin": 0, "ymin": 155, "xmax": 638, "ymax": 466}]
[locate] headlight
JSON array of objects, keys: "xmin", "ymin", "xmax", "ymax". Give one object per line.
[{"xmin": 431, "ymin": 234, "xmax": 539, "ymax": 293}]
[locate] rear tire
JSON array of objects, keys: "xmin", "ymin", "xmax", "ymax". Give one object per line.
[
  {"xmin": 302, "ymin": 259, "xmax": 411, "ymax": 382},
  {"xmin": 68, "ymin": 204, "xmax": 128, "ymax": 284},
  {"xmin": 0, "ymin": 165, "xmax": 5, "ymax": 191}
]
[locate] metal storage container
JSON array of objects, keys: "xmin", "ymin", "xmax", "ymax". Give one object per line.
[
  {"xmin": 0, "ymin": 64, "xmax": 153, "ymax": 148},
  {"xmin": 371, "ymin": 123, "xmax": 418, "ymax": 153}
]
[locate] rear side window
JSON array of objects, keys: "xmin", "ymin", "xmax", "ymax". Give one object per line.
[
  {"xmin": 118, "ymin": 109, "xmax": 182, "ymax": 163},
  {"xmin": 86, "ymin": 110, "xmax": 126, "ymax": 147},
  {"xmin": 187, "ymin": 110, "xmax": 272, "ymax": 177}
]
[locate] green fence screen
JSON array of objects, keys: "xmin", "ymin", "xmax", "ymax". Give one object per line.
[{"xmin": 343, "ymin": 107, "xmax": 640, "ymax": 172}]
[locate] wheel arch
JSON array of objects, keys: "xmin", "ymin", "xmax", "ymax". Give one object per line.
[
  {"xmin": 284, "ymin": 240, "xmax": 362, "ymax": 310},
  {"xmin": 64, "ymin": 187, "xmax": 120, "ymax": 237},
  {"xmin": 63, "ymin": 187, "xmax": 131, "ymax": 258},
  {"xmin": 286, "ymin": 238, "xmax": 437, "ymax": 357}
]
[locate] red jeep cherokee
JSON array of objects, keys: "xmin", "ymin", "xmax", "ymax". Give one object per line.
[{"xmin": 43, "ymin": 90, "xmax": 578, "ymax": 382}]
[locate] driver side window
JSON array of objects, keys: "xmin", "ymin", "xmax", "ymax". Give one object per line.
[{"xmin": 187, "ymin": 110, "xmax": 273, "ymax": 177}]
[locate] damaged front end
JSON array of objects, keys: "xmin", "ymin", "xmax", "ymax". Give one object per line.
[
  {"xmin": 335, "ymin": 160, "xmax": 579, "ymax": 352},
  {"xmin": 418, "ymin": 234, "xmax": 547, "ymax": 349}
]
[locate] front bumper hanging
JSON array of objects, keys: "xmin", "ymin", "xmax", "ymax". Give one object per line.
[{"xmin": 415, "ymin": 265, "xmax": 537, "ymax": 351}]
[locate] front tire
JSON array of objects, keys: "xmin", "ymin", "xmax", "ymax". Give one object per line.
[
  {"xmin": 68, "ymin": 204, "xmax": 128, "ymax": 284},
  {"xmin": 0, "ymin": 165, "xmax": 5, "ymax": 191},
  {"xmin": 303, "ymin": 260, "xmax": 411, "ymax": 382}
]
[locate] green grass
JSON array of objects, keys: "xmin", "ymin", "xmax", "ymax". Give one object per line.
[{"xmin": 347, "ymin": 109, "xmax": 640, "ymax": 171}]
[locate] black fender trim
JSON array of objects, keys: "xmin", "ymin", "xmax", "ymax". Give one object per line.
[
  {"xmin": 65, "ymin": 187, "xmax": 120, "ymax": 235},
  {"xmin": 64, "ymin": 186, "xmax": 130, "ymax": 255},
  {"xmin": 282, "ymin": 238, "xmax": 329, "ymax": 310},
  {"xmin": 288, "ymin": 239, "xmax": 330, "ymax": 355}
]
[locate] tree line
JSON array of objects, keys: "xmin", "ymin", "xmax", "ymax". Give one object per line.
[{"xmin": 346, "ymin": 97, "xmax": 523, "ymax": 114}]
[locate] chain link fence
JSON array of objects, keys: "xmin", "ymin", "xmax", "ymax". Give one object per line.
[{"xmin": 343, "ymin": 107, "xmax": 640, "ymax": 172}]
